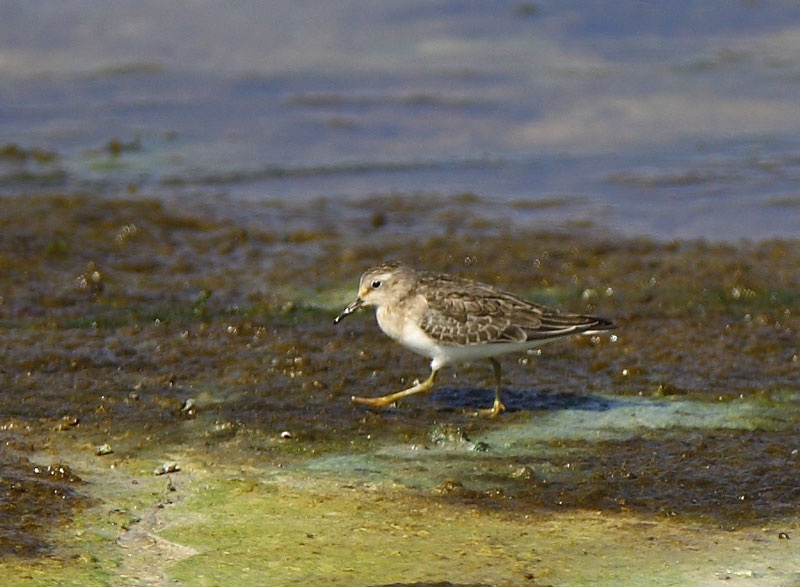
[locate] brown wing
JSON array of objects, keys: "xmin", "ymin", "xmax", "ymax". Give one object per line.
[{"xmin": 417, "ymin": 273, "xmax": 614, "ymax": 346}]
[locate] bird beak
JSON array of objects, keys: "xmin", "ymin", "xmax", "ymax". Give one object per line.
[{"xmin": 334, "ymin": 297, "xmax": 364, "ymax": 324}]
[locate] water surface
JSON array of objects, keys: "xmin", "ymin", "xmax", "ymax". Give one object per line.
[{"xmin": 3, "ymin": 1, "xmax": 800, "ymax": 239}]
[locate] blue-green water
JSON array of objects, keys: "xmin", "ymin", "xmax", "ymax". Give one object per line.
[{"xmin": 2, "ymin": 1, "xmax": 800, "ymax": 240}]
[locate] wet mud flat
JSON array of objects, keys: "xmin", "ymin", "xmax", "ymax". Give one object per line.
[{"xmin": 0, "ymin": 193, "xmax": 798, "ymax": 586}]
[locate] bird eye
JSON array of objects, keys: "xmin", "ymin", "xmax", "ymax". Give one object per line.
[{"xmin": 371, "ymin": 280, "xmax": 381, "ymax": 289}]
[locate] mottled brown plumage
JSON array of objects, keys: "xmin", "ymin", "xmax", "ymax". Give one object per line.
[
  {"xmin": 415, "ymin": 269, "xmax": 614, "ymax": 346},
  {"xmin": 335, "ymin": 261, "xmax": 615, "ymax": 416}
]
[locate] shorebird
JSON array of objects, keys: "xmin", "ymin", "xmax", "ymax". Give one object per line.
[{"xmin": 335, "ymin": 261, "xmax": 615, "ymax": 417}]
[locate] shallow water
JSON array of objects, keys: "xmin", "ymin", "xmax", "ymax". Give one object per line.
[{"xmin": 3, "ymin": 2, "xmax": 800, "ymax": 239}]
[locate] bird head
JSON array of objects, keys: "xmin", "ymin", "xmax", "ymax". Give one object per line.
[{"xmin": 334, "ymin": 262, "xmax": 415, "ymax": 324}]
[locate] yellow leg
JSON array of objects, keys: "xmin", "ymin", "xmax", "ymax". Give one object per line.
[
  {"xmin": 475, "ymin": 358, "xmax": 505, "ymax": 418},
  {"xmin": 351, "ymin": 369, "xmax": 438, "ymax": 409}
]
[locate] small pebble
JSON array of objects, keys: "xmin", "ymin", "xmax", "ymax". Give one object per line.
[
  {"xmin": 470, "ymin": 441, "xmax": 490, "ymax": 452},
  {"xmin": 153, "ymin": 462, "xmax": 180, "ymax": 476},
  {"xmin": 511, "ymin": 465, "xmax": 535, "ymax": 480},
  {"xmin": 280, "ymin": 430, "xmax": 292, "ymax": 439},
  {"xmin": 95, "ymin": 444, "xmax": 113, "ymax": 456}
]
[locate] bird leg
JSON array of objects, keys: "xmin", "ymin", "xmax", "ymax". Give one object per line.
[
  {"xmin": 475, "ymin": 358, "xmax": 505, "ymax": 418},
  {"xmin": 351, "ymin": 369, "xmax": 438, "ymax": 408}
]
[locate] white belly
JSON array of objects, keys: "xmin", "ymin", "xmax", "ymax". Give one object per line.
[
  {"xmin": 428, "ymin": 338, "xmax": 551, "ymax": 370},
  {"xmin": 387, "ymin": 318, "xmax": 552, "ymax": 372}
]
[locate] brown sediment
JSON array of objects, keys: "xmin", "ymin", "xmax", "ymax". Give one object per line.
[{"xmin": 0, "ymin": 193, "xmax": 798, "ymax": 584}]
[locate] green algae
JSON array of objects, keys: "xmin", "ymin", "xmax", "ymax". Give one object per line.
[
  {"xmin": 0, "ymin": 193, "xmax": 798, "ymax": 586},
  {"xmin": 157, "ymin": 462, "xmax": 800, "ymax": 587}
]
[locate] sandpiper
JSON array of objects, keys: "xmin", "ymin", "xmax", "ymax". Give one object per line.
[{"xmin": 334, "ymin": 261, "xmax": 615, "ymax": 417}]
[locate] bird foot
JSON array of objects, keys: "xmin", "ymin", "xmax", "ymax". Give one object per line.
[
  {"xmin": 351, "ymin": 371, "xmax": 438, "ymax": 410},
  {"xmin": 474, "ymin": 399, "xmax": 505, "ymax": 418},
  {"xmin": 350, "ymin": 394, "xmax": 398, "ymax": 409}
]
